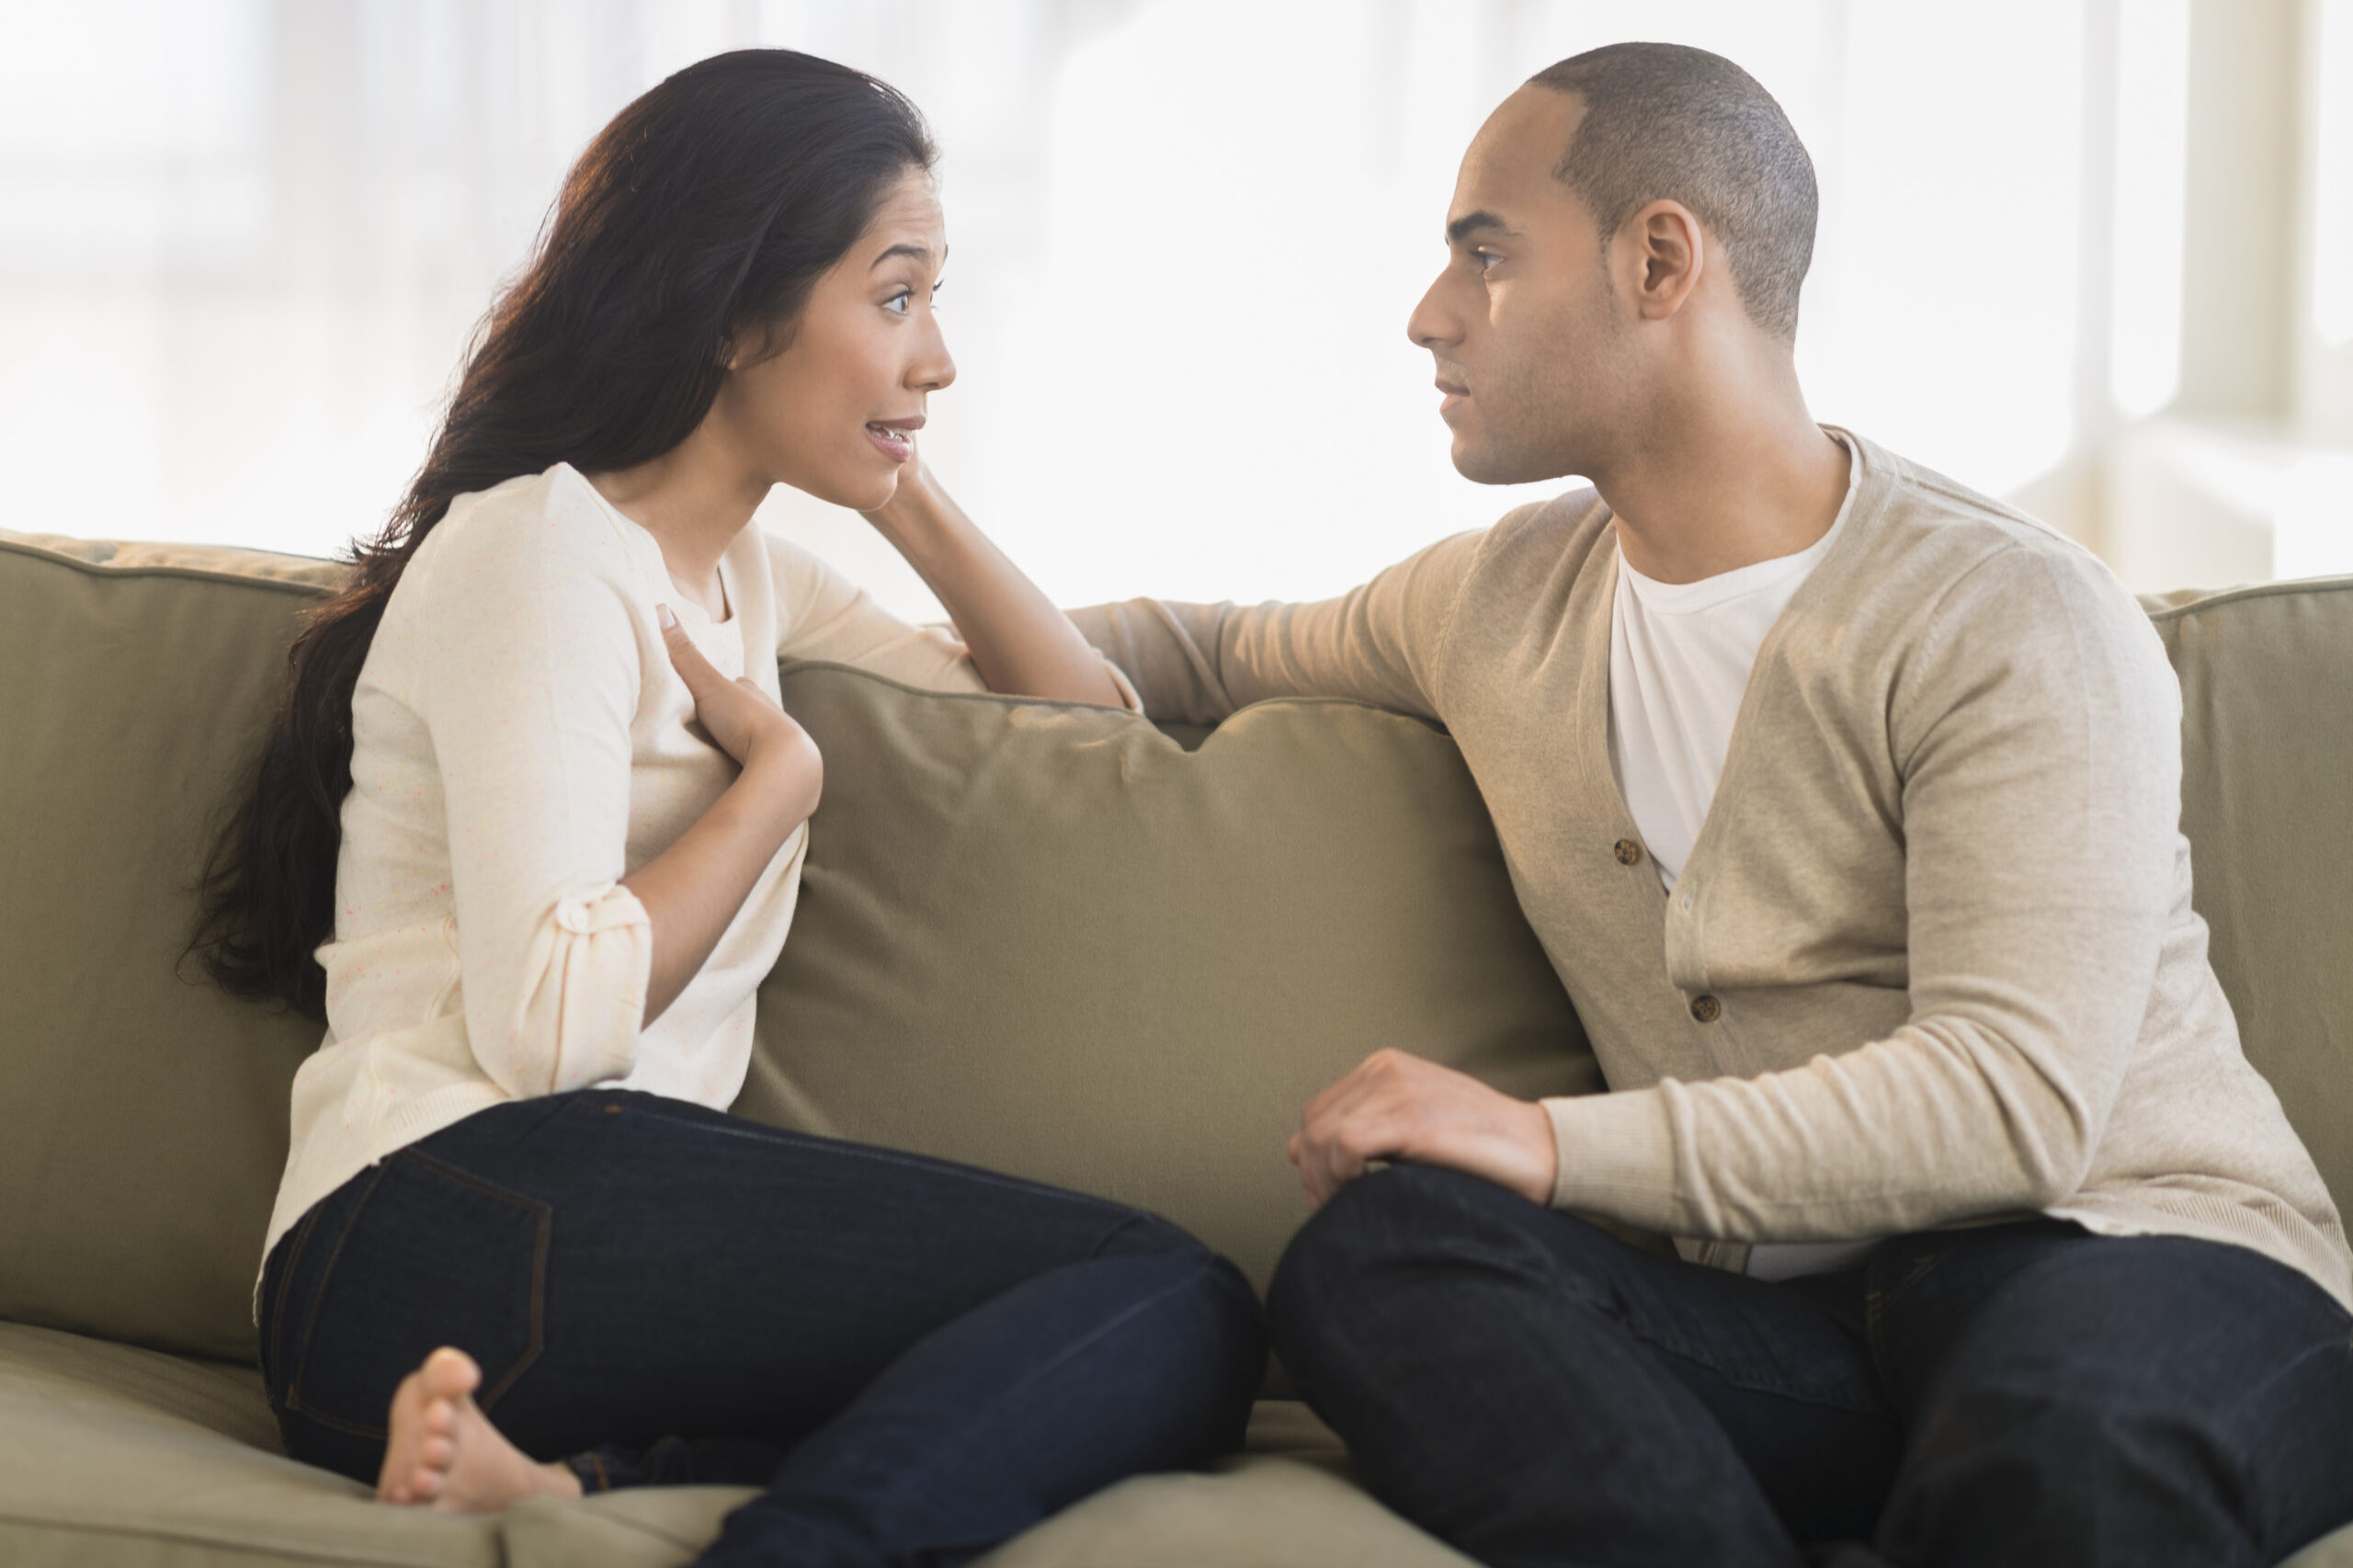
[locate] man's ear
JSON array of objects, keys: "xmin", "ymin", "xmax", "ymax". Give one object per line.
[{"xmin": 1620, "ymin": 199, "xmax": 1705, "ymax": 323}]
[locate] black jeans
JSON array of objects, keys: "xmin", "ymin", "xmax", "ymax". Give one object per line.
[
  {"xmin": 1267, "ymin": 1164, "xmax": 2353, "ymax": 1568},
  {"xmin": 258, "ymin": 1090, "xmax": 1264, "ymax": 1568}
]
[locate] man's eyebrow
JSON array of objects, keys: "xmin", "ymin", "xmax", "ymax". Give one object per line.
[
  {"xmin": 870, "ymin": 243, "xmax": 937, "ymax": 269},
  {"xmin": 1446, "ymin": 211, "xmax": 1515, "ymax": 245}
]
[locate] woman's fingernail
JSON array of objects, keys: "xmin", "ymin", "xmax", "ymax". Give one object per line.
[{"xmin": 657, "ymin": 604, "xmax": 676, "ymax": 630}]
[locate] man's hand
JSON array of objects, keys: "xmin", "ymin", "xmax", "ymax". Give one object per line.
[{"xmin": 1287, "ymin": 1049, "xmax": 1559, "ymax": 1208}]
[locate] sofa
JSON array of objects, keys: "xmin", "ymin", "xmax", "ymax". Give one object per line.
[{"xmin": 2, "ymin": 522, "xmax": 2348, "ymax": 1567}]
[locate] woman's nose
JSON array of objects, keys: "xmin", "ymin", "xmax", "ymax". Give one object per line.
[{"xmin": 911, "ymin": 318, "xmax": 956, "ymax": 393}]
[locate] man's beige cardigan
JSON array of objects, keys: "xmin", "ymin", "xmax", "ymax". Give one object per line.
[{"xmin": 1074, "ymin": 431, "xmax": 2353, "ymax": 1312}]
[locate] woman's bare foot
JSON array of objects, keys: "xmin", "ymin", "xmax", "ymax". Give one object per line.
[{"xmin": 377, "ymin": 1346, "xmax": 583, "ymax": 1511}]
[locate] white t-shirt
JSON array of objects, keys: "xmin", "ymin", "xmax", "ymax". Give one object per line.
[{"xmin": 1607, "ymin": 436, "xmax": 1870, "ymax": 1281}]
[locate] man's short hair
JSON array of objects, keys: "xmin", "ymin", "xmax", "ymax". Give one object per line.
[{"xmin": 1529, "ymin": 43, "xmax": 1817, "ymax": 340}]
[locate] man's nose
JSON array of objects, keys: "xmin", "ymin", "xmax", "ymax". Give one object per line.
[{"xmin": 1407, "ymin": 273, "xmax": 1461, "ymax": 350}]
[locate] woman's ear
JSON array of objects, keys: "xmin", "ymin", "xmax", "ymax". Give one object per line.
[{"xmin": 720, "ymin": 315, "xmax": 793, "ymax": 373}]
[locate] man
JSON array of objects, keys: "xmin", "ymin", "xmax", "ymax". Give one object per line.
[{"xmin": 1075, "ymin": 42, "xmax": 2353, "ymax": 1568}]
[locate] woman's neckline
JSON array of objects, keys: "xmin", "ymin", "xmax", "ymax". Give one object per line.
[{"xmin": 556, "ymin": 462, "xmax": 738, "ymax": 627}]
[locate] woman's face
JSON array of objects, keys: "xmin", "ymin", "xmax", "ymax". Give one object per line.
[{"xmin": 716, "ymin": 166, "xmax": 954, "ymax": 511}]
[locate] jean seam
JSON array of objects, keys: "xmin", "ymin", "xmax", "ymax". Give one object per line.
[
  {"xmin": 281, "ymin": 1150, "xmax": 551, "ymax": 1435},
  {"xmin": 263, "ymin": 1204, "xmax": 324, "ymax": 1401},
  {"xmin": 390, "ymin": 1148, "xmax": 552, "ymax": 1414},
  {"xmin": 807, "ymin": 1255, "xmax": 1233, "ymax": 1527},
  {"xmin": 2216, "ymin": 1333, "xmax": 2353, "ymax": 1442},
  {"xmin": 1570, "ymin": 1246, "xmax": 1883, "ymax": 1418},
  {"xmin": 620, "ymin": 1099, "xmax": 1150, "ymax": 1227},
  {"xmin": 1087, "ymin": 1211, "xmax": 1182, "ymax": 1261},
  {"xmin": 285, "ymin": 1162, "xmax": 392, "ymax": 1436},
  {"xmin": 1622, "ymin": 1324, "xmax": 1893, "ymax": 1419},
  {"xmin": 1861, "ymin": 1238, "xmax": 1961, "ymax": 1391}
]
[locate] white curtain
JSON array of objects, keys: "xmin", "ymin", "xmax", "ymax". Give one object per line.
[{"xmin": 0, "ymin": 0, "xmax": 2200, "ymax": 616}]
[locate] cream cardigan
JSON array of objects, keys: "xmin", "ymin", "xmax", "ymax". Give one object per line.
[
  {"xmin": 1074, "ymin": 430, "xmax": 2353, "ymax": 1312},
  {"xmin": 262, "ymin": 463, "xmax": 1135, "ymax": 1287}
]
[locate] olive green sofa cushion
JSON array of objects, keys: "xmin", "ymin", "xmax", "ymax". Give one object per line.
[
  {"xmin": 0, "ymin": 1320, "xmax": 1480, "ymax": 1568},
  {"xmin": 740, "ymin": 661, "xmax": 1598, "ymax": 1293},
  {"xmin": 0, "ymin": 538, "xmax": 333, "ymax": 1362},
  {"xmin": 2143, "ymin": 578, "xmax": 2353, "ymax": 1210}
]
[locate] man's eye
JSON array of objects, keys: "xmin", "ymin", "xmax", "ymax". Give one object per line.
[{"xmin": 1474, "ymin": 250, "xmax": 1502, "ymax": 272}]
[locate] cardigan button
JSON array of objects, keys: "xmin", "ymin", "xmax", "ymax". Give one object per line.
[
  {"xmin": 1613, "ymin": 838, "xmax": 1643, "ymax": 866},
  {"xmin": 1689, "ymin": 994, "xmax": 1722, "ymax": 1023}
]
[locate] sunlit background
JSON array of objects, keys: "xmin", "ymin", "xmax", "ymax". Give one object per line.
[{"xmin": 3, "ymin": 0, "xmax": 2350, "ymax": 620}]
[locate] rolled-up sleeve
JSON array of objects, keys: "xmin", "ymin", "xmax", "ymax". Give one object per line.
[{"xmin": 411, "ymin": 517, "xmax": 654, "ymax": 1098}]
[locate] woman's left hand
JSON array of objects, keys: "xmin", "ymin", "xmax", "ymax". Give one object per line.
[{"xmin": 857, "ymin": 459, "xmax": 1126, "ymax": 708}]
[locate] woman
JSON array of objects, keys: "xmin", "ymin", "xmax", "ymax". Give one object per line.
[{"xmin": 194, "ymin": 49, "xmax": 1262, "ymax": 1567}]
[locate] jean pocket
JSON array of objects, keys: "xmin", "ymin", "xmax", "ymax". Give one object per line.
[{"xmin": 282, "ymin": 1150, "xmax": 551, "ymax": 1439}]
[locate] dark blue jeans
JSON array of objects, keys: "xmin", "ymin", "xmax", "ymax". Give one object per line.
[
  {"xmin": 1267, "ymin": 1165, "xmax": 2353, "ymax": 1568},
  {"xmin": 258, "ymin": 1090, "xmax": 1264, "ymax": 1567}
]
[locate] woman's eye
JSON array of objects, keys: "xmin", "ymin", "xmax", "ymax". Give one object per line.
[{"xmin": 884, "ymin": 290, "xmax": 913, "ymax": 315}]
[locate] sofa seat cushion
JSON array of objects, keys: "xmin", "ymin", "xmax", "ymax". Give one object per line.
[
  {"xmin": 0, "ymin": 1322, "xmax": 1483, "ymax": 1568},
  {"xmin": 0, "ymin": 1320, "xmax": 497, "ymax": 1566}
]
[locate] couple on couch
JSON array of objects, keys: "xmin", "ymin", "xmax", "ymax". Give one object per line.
[{"xmin": 189, "ymin": 40, "xmax": 2353, "ymax": 1568}]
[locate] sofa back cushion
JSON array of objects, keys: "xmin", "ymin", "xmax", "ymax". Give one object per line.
[
  {"xmin": 2145, "ymin": 577, "xmax": 2353, "ymax": 1211},
  {"xmin": 0, "ymin": 536, "xmax": 333, "ymax": 1361},
  {"xmin": 735, "ymin": 664, "xmax": 1598, "ymax": 1292}
]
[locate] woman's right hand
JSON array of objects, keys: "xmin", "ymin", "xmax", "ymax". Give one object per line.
[
  {"xmin": 659, "ymin": 606, "xmax": 821, "ymax": 791},
  {"xmin": 626, "ymin": 608, "xmax": 824, "ymax": 1029}
]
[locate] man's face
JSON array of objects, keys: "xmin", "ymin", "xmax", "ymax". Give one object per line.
[{"xmin": 1408, "ymin": 86, "xmax": 1625, "ymax": 485}]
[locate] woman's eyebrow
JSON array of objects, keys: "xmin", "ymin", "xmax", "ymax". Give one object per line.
[{"xmin": 870, "ymin": 243, "xmax": 940, "ymax": 269}]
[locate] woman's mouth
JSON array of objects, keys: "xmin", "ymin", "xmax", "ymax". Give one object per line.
[{"xmin": 865, "ymin": 417, "xmax": 923, "ymax": 463}]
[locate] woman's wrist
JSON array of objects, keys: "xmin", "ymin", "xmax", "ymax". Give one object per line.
[{"xmin": 861, "ymin": 461, "xmax": 960, "ymax": 561}]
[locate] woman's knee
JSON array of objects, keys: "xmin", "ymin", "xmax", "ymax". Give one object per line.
[
  {"xmin": 1094, "ymin": 1206, "xmax": 1214, "ymax": 1261},
  {"xmin": 1137, "ymin": 1244, "xmax": 1264, "ymax": 1361},
  {"xmin": 1079, "ymin": 1244, "xmax": 1267, "ymax": 1446}
]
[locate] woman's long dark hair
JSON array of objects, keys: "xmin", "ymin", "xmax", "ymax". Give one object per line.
[{"xmin": 192, "ymin": 51, "xmax": 935, "ymax": 1020}]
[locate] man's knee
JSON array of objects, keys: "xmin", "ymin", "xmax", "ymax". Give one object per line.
[
  {"xmin": 1274, "ymin": 1166, "xmax": 1485, "ymax": 1298},
  {"xmin": 1267, "ymin": 1164, "xmax": 1600, "ymax": 1369}
]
